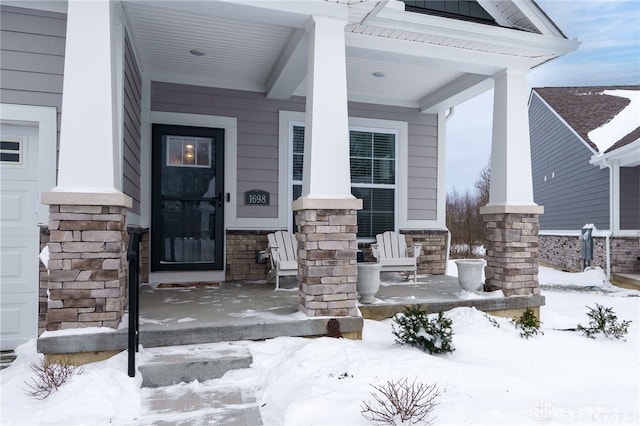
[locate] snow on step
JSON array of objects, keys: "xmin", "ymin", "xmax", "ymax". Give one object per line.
[{"xmin": 138, "ymin": 342, "xmax": 253, "ymax": 388}]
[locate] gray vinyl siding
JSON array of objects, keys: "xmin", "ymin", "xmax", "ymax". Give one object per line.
[
  {"xmin": 122, "ymin": 32, "xmax": 142, "ymax": 214},
  {"xmin": 529, "ymin": 93, "xmax": 610, "ymax": 230},
  {"xmin": 347, "ymin": 102, "xmax": 438, "ymax": 221},
  {"xmin": 151, "ymin": 83, "xmax": 438, "ymax": 221},
  {"xmin": 620, "ymin": 166, "xmax": 639, "ymax": 230},
  {"xmin": 0, "ymin": 5, "xmax": 65, "ymax": 166}
]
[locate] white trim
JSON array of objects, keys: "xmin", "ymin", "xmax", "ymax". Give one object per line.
[
  {"xmin": 149, "ymin": 111, "xmax": 238, "ymax": 233},
  {"xmin": 149, "ymin": 271, "xmax": 226, "ymax": 286},
  {"xmin": 0, "ymin": 103, "xmax": 57, "ymax": 225},
  {"xmin": 279, "ymin": 110, "xmax": 301, "ymax": 231},
  {"xmin": 371, "ymin": 6, "xmax": 578, "ymax": 58},
  {"xmin": 114, "ymin": 2, "xmax": 125, "ymax": 193},
  {"xmin": 138, "ymin": 72, "xmax": 152, "ymax": 228},
  {"xmin": 591, "ymin": 140, "xmax": 640, "ymax": 168},
  {"xmin": 434, "ymin": 111, "xmax": 447, "ymax": 229},
  {"xmin": 279, "ymin": 111, "xmax": 409, "ymax": 236}
]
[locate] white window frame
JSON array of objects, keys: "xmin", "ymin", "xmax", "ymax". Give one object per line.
[{"xmin": 279, "ymin": 111, "xmax": 408, "ymax": 239}]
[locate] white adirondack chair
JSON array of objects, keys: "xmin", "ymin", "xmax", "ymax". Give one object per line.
[
  {"xmin": 266, "ymin": 230, "xmax": 298, "ymax": 290},
  {"xmin": 370, "ymin": 231, "xmax": 422, "ymax": 282}
]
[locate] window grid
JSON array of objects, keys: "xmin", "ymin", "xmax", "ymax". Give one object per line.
[{"xmin": 291, "ymin": 125, "xmax": 397, "ymax": 239}]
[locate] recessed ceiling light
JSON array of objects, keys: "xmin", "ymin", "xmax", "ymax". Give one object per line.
[
  {"xmin": 372, "ymin": 71, "xmax": 386, "ymax": 78},
  {"xmin": 190, "ymin": 49, "xmax": 206, "ymax": 57}
]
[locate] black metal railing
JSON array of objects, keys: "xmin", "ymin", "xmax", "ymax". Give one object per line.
[{"xmin": 127, "ymin": 231, "xmax": 142, "ymax": 378}]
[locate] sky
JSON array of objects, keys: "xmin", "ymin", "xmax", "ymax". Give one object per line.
[{"xmin": 445, "ymin": 0, "xmax": 640, "ymax": 193}]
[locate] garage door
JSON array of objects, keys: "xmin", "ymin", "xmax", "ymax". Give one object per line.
[{"xmin": 1, "ymin": 124, "xmax": 40, "ymax": 350}]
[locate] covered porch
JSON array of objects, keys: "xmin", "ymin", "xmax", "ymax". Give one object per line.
[
  {"xmin": 37, "ymin": 273, "xmax": 544, "ymax": 356},
  {"xmin": 34, "ymin": 0, "xmax": 577, "ymax": 337}
]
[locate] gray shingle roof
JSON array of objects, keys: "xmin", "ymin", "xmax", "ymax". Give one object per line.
[{"xmin": 533, "ymin": 86, "xmax": 640, "ymax": 153}]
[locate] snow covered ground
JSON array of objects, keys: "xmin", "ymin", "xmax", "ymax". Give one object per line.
[{"xmin": 1, "ymin": 266, "xmax": 638, "ymax": 425}]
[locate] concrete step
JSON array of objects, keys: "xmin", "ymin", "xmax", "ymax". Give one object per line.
[
  {"xmin": 37, "ymin": 316, "xmax": 363, "ymax": 355},
  {"xmin": 124, "ymin": 381, "xmax": 262, "ymax": 425},
  {"xmin": 611, "ymin": 273, "xmax": 640, "ymax": 291},
  {"xmin": 0, "ymin": 351, "xmax": 16, "ymax": 370},
  {"xmin": 138, "ymin": 342, "xmax": 252, "ymax": 388}
]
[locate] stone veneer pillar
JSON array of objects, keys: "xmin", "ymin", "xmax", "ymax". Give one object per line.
[
  {"xmin": 42, "ymin": 193, "xmax": 131, "ymax": 331},
  {"xmin": 482, "ymin": 212, "xmax": 541, "ymax": 296},
  {"xmin": 295, "ymin": 207, "xmax": 359, "ymax": 317}
]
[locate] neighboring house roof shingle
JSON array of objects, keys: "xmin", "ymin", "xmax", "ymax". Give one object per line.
[{"xmin": 533, "ymin": 86, "xmax": 640, "ymax": 153}]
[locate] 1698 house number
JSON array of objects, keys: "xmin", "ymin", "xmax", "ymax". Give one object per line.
[{"xmin": 245, "ymin": 190, "xmax": 269, "ymax": 205}]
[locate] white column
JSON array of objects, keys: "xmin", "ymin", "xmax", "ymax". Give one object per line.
[
  {"xmin": 483, "ymin": 69, "xmax": 542, "ymax": 214},
  {"xmin": 55, "ymin": 0, "xmax": 120, "ymax": 193},
  {"xmin": 296, "ymin": 15, "xmax": 357, "ymax": 209}
]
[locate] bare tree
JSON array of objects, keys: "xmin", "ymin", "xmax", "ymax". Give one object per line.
[
  {"xmin": 447, "ymin": 162, "xmax": 490, "ymax": 258},
  {"xmin": 475, "ymin": 162, "xmax": 490, "ymax": 208}
]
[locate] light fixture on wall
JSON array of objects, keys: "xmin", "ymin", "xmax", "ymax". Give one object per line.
[
  {"xmin": 189, "ymin": 49, "xmax": 206, "ymax": 57},
  {"xmin": 184, "ymin": 143, "xmax": 195, "ymax": 162}
]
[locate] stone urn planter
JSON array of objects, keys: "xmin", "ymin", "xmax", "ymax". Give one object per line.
[
  {"xmin": 454, "ymin": 259, "xmax": 485, "ymax": 292},
  {"xmin": 356, "ymin": 262, "xmax": 382, "ymax": 303}
]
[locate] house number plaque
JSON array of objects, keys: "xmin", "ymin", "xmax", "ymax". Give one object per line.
[{"xmin": 245, "ymin": 190, "xmax": 270, "ymax": 205}]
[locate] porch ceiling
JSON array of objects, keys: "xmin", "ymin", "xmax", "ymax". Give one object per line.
[{"xmin": 122, "ymin": 0, "xmax": 576, "ymax": 111}]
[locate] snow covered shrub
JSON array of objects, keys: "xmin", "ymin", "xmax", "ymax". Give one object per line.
[
  {"xmin": 392, "ymin": 307, "xmax": 454, "ymax": 354},
  {"xmin": 511, "ymin": 308, "xmax": 543, "ymax": 339},
  {"xmin": 484, "ymin": 313, "xmax": 500, "ymax": 328},
  {"xmin": 577, "ymin": 304, "xmax": 631, "ymax": 340},
  {"xmin": 24, "ymin": 357, "xmax": 83, "ymax": 399},
  {"xmin": 361, "ymin": 378, "xmax": 441, "ymax": 426}
]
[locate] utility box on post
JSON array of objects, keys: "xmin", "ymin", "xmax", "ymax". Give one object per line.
[{"xmin": 581, "ymin": 225, "xmax": 593, "ymax": 270}]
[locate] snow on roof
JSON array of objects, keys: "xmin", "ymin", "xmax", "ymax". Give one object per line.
[
  {"xmin": 587, "ymin": 90, "xmax": 640, "ymax": 153},
  {"xmin": 533, "ymin": 85, "xmax": 640, "ymax": 154}
]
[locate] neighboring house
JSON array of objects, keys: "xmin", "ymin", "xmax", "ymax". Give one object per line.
[
  {"xmin": 529, "ymin": 86, "xmax": 640, "ymax": 277},
  {"xmin": 0, "ymin": 0, "xmax": 578, "ymax": 350}
]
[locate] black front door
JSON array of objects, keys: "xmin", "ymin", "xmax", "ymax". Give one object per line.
[{"xmin": 151, "ymin": 124, "xmax": 224, "ymax": 271}]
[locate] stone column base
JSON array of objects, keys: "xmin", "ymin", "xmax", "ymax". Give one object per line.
[
  {"xmin": 42, "ymin": 192, "xmax": 131, "ymax": 331},
  {"xmin": 482, "ymin": 212, "xmax": 541, "ymax": 296},
  {"xmin": 295, "ymin": 208, "xmax": 359, "ymax": 317}
]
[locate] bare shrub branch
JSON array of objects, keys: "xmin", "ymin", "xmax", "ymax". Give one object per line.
[
  {"xmin": 361, "ymin": 378, "xmax": 441, "ymax": 425},
  {"xmin": 23, "ymin": 357, "xmax": 83, "ymax": 399}
]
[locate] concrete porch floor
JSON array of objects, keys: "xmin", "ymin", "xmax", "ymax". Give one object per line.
[{"xmin": 38, "ymin": 272, "xmax": 544, "ymax": 355}]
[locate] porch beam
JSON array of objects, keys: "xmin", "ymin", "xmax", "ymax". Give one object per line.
[
  {"xmin": 419, "ymin": 73, "xmax": 493, "ymax": 113},
  {"xmin": 345, "ymin": 32, "xmax": 529, "ymax": 76},
  {"xmin": 266, "ymin": 29, "xmax": 308, "ymax": 100}
]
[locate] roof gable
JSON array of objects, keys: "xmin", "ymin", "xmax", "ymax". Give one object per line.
[{"xmin": 533, "ymin": 86, "xmax": 640, "ymax": 153}]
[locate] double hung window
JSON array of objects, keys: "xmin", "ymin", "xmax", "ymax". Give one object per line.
[{"xmin": 291, "ymin": 124, "xmax": 397, "ymax": 239}]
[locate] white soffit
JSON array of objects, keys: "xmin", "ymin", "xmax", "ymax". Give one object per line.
[
  {"xmin": 123, "ymin": 2, "xmax": 292, "ymax": 89},
  {"xmin": 294, "ymin": 56, "xmax": 462, "ymax": 107}
]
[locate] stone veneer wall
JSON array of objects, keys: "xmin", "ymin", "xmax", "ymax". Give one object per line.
[
  {"xmin": 38, "ymin": 227, "xmax": 50, "ymax": 335},
  {"xmin": 611, "ymin": 237, "xmax": 640, "ymax": 273},
  {"xmin": 128, "ymin": 227, "xmax": 150, "ymax": 285},
  {"xmin": 483, "ymin": 213, "xmax": 541, "ymax": 296},
  {"xmin": 539, "ymin": 235, "xmax": 607, "ymax": 272},
  {"xmin": 45, "ymin": 205, "xmax": 128, "ymax": 331},
  {"xmin": 540, "ymin": 234, "xmax": 639, "ymax": 274},
  {"xmin": 296, "ymin": 209, "xmax": 358, "ymax": 317},
  {"xmin": 401, "ymin": 230, "xmax": 448, "ymax": 275},
  {"xmin": 226, "ymin": 230, "xmax": 271, "ymax": 281}
]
